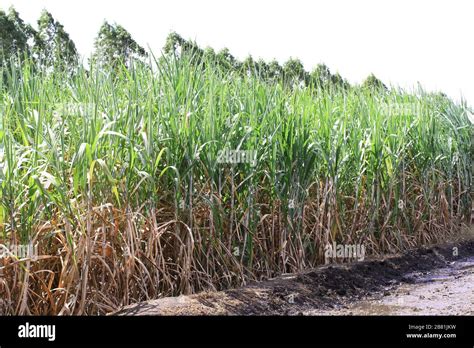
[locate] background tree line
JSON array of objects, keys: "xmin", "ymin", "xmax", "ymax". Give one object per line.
[{"xmin": 0, "ymin": 6, "xmax": 387, "ymax": 91}]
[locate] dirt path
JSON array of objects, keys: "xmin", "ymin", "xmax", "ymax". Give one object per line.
[
  {"xmin": 111, "ymin": 235, "xmax": 474, "ymax": 316},
  {"xmin": 306, "ymin": 256, "xmax": 474, "ymax": 315}
]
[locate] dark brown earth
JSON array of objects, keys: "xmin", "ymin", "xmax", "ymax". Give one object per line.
[
  {"xmin": 307, "ymin": 255, "xmax": 474, "ymax": 315},
  {"xmin": 111, "ymin": 231, "xmax": 474, "ymax": 316}
]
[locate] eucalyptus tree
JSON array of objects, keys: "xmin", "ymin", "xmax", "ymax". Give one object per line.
[
  {"xmin": 267, "ymin": 59, "xmax": 283, "ymax": 81},
  {"xmin": 0, "ymin": 7, "xmax": 37, "ymax": 63},
  {"xmin": 92, "ymin": 21, "xmax": 147, "ymax": 70},
  {"xmin": 163, "ymin": 31, "xmax": 184, "ymax": 55},
  {"xmin": 202, "ymin": 46, "xmax": 217, "ymax": 65},
  {"xmin": 362, "ymin": 73, "xmax": 387, "ymax": 91},
  {"xmin": 241, "ymin": 55, "xmax": 256, "ymax": 77},
  {"xmin": 331, "ymin": 72, "xmax": 350, "ymax": 90},
  {"xmin": 283, "ymin": 57, "xmax": 308, "ymax": 87},
  {"xmin": 310, "ymin": 63, "xmax": 332, "ymax": 88},
  {"xmin": 35, "ymin": 10, "xmax": 78, "ymax": 70},
  {"xmin": 216, "ymin": 47, "xmax": 240, "ymax": 72}
]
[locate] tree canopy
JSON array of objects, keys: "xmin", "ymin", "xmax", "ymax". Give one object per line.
[
  {"xmin": 36, "ymin": 10, "xmax": 78, "ymax": 69},
  {"xmin": 0, "ymin": 7, "xmax": 36, "ymax": 63},
  {"xmin": 91, "ymin": 21, "xmax": 147, "ymax": 69},
  {"xmin": 362, "ymin": 73, "xmax": 387, "ymax": 91},
  {"xmin": 0, "ymin": 7, "xmax": 361, "ymax": 91}
]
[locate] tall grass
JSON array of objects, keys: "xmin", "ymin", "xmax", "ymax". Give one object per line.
[{"xmin": 0, "ymin": 55, "xmax": 472, "ymax": 314}]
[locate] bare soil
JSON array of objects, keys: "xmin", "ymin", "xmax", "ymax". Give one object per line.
[
  {"xmin": 111, "ymin": 233, "xmax": 474, "ymax": 316},
  {"xmin": 306, "ymin": 256, "xmax": 474, "ymax": 315}
]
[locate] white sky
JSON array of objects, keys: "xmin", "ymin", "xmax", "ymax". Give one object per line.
[{"xmin": 3, "ymin": 0, "xmax": 474, "ymax": 106}]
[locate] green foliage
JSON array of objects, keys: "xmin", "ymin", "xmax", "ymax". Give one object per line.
[
  {"xmin": 202, "ymin": 46, "xmax": 216, "ymax": 59},
  {"xmin": 0, "ymin": 41, "xmax": 471, "ymax": 314},
  {"xmin": 362, "ymin": 73, "xmax": 387, "ymax": 91},
  {"xmin": 216, "ymin": 47, "xmax": 240, "ymax": 72},
  {"xmin": 163, "ymin": 31, "xmax": 185, "ymax": 55},
  {"xmin": 283, "ymin": 57, "xmax": 308, "ymax": 87},
  {"xmin": 92, "ymin": 21, "xmax": 147, "ymax": 70},
  {"xmin": 310, "ymin": 63, "xmax": 332, "ymax": 87},
  {"xmin": 309, "ymin": 64, "xmax": 350, "ymax": 91},
  {"xmin": 164, "ymin": 32, "xmax": 197, "ymax": 54},
  {"xmin": 1, "ymin": 55, "xmax": 471, "ymax": 250},
  {"xmin": 162, "ymin": 32, "xmax": 352, "ymax": 90},
  {"xmin": 35, "ymin": 10, "xmax": 78, "ymax": 70},
  {"xmin": 0, "ymin": 7, "xmax": 36, "ymax": 63},
  {"xmin": 241, "ymin": 55, "xmax": 255, "ymax": 76},
  {"xmin": 331, "ymin": 72, "xmax": 350, "ymax": 90},
  {"xmin": 267, "ymin": 59, "xmax": 283, "ymax": 80},
  {"xmin": 0, "ymin": 7, "xmax": 78, "ymax": 73}
]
